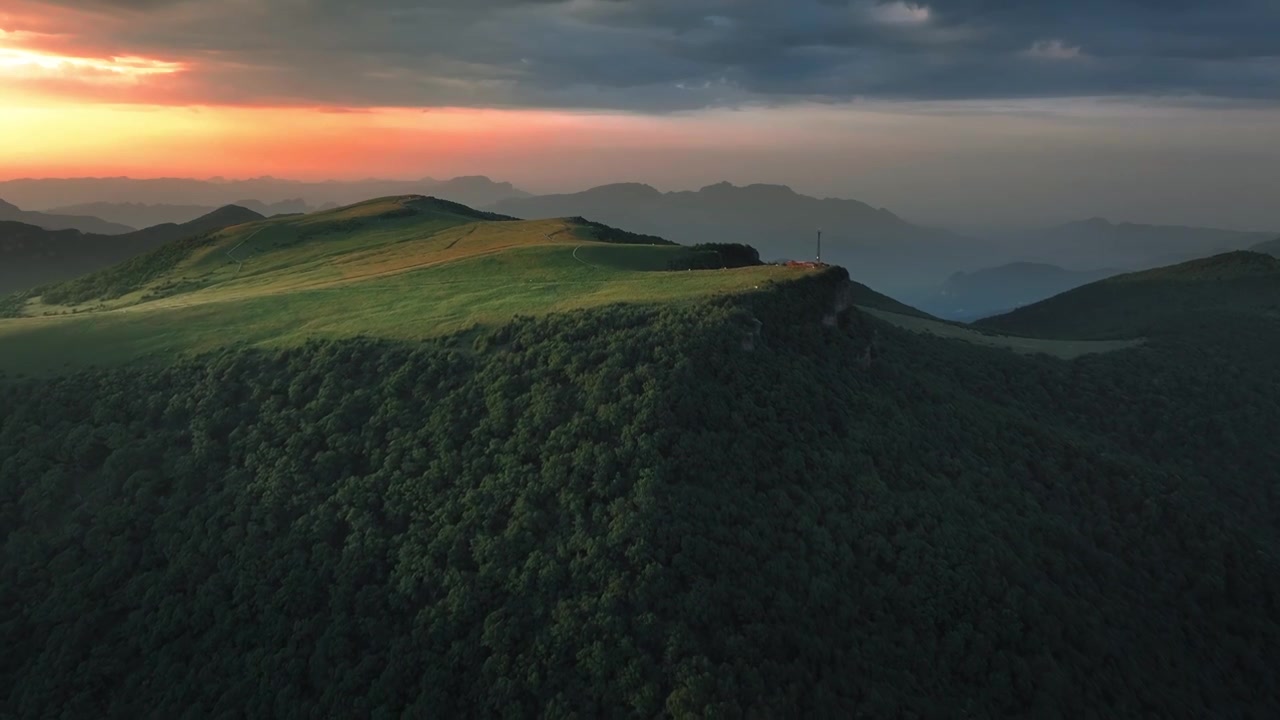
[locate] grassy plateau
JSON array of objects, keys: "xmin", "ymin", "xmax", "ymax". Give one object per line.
[{"xmin": 0, "ymin": 196, "xmax": 814, "ymax": 376}]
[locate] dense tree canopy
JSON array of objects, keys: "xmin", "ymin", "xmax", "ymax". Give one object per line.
[{"xmin": 2, "ymin": 270, "xmax": 1278, "ymax": 717}]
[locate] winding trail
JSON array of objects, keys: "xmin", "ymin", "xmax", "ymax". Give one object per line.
[
  {"xmin": 443, "ymin": 225, "xmax": 477, "ymax": 250},
  {"xmin": 224, "ymin": 227, "xmax": 268, "ymax": 275},
  {"xmin": 571, "ymin": 246, "xmax": 599, "ymax": 269}
]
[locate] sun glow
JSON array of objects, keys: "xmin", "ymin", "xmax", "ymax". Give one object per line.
[
  {"xmin": 0, "ymin": 45, "xmax": 186, "ymax": 83},
  {"xmin": 0, "ymin": 99, "xmax": 741, "ymax": 181}
]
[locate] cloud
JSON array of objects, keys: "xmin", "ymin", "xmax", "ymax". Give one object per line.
[
  {"xmin": 2, "ymin": 0, "xmax": 1278, "ymax": 110},
  {"xmin": 1026, "ymin": 39, "xmax": 1083, "ymax": 60},
  {"xmin": 870, "ymin": 2, "xmax": 932, "ymax": 25},
  {"xmin": 0, "ymin": 23, "xmax": 185, "ymax": 94},
  {"xmin": 0, "ymin": 46, "xmax": 184, "ymax": 82}
]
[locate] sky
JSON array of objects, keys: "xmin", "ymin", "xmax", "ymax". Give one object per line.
[{"xmin": 1, "ymin": 0, "xmax": 1279, "ymax": 229}]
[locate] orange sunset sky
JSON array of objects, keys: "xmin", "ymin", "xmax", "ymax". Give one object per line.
[
  {"xmin": 2, "ymin": 0, "xmax": 1279, "ymax": 229},
  {"xmin": 0, "ymin": 2, "xmax": 733, "ymax": 183}
]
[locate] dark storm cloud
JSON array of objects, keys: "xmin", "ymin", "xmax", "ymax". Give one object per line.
[{"xmin": 18, "ymin": 0, "xmax": 1280, "ymax": 108}]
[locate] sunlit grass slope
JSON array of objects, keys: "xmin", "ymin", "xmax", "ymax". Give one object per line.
[{"xmin": 0, "ymin": 196, "xmax": 815, "ymax": 376}]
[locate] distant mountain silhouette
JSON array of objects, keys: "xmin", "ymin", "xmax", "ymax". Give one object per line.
[
  {"xmin": 0, "ymin": 176, "xmax": 529, "ymax": 214},
  {"xmin": 921, "ymin": 262, "xmax": 1120, "ymax": 321},
  {"xmin": 51, "ymin": 199, "xmax": 314, "ymax": 228},
  {"xmin": 1252, "ymin": 237, "xmax": 1280, "ymax": 257},
  {"xmin": 489, "ymin": 182, "xmax": 997, "ymax": 297},
  {"xmin": 0, "ymin": 205, "xmax": 263, "ymax": 295},
  {"xmin": 1012, "ymin": 218, "xmax": 1275, "ymax": 271},
  {"xmin": 0, "ymin": 198, "xmax": 135, "ymax": 235},
  {"xmin": 979, "ymin": 251, "xmax": 1280, "ymax": 339}
]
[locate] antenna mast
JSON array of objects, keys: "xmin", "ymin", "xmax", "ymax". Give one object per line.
[{"xmin": 816, "ymin": 228, "xmax": 823, "ymax": 263}]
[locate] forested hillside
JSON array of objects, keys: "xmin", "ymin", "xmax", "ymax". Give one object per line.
[{"xmin": 3, "ymin": 269, "xmax": 1277, "ymax": 717}]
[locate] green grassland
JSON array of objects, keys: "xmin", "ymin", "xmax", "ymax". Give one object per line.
[{"xmin": 0, "ymin": 197, "xmax": 814, "ymax": 376}]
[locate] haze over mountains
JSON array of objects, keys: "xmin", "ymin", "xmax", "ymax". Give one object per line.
[
  {"xmin": 0, "ymin": 198, "xmax": 135, "ymax": 235},
  {"xmin": 5, "ymin": 175, "xmax": 1278, "ymax": 319},
  {"xmin": 926, "ymin": 220, "xmax": 1280, "ymax": 317},
  {"xmin": 924, "ymin": 263, "xmax": 1120, "ymax": 321},
  {"xmin": 0, "ymin": 176, "xmax": 529, "ymax": 215},
  {"xmin": 489, "ymin": 181, "xmax": 1000, "ymax": 298},
  {"xmin": 1004, "ymin": 218, "xmax": 1276, "ymax": 271},
  {"xmin": 488, "ymin": 182, "xmax": 1280, "ymax": 311},
  {"xmin": 48, "ymin": 199, "xmax": 321, "ymax": 229}
]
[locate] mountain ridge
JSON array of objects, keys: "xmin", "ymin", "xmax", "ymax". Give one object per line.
[
  {"xmin": 978, "ymin": 250, "xmax": 1280, "ymax": 339},
  {"xmin": 49, "ymin": 199, "xmax": 317, "ymax": 228},
  {"xmin": 0, "ymin": 198, "xmax": 136, "ymax": 235},
  {"xmin": 0, "ymin": 175, "xmax": 531, "ymax": 213},
  {"xmin": 1252, "ymin": 236, "xmax": 1280, "ymax": 257}
]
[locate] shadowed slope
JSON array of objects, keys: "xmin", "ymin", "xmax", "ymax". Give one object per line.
[
  {"xmin": 0, "ymin": 205, "xmax": 265, "ymax": 296},
  {"xmin": 978, "ymin": 251, "xmax": 1280, "ymax": 339}
]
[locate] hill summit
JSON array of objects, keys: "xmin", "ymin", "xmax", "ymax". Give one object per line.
[{"xmin": 194, "ymin": 204, "xmax": 265, "ymax": 228}]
